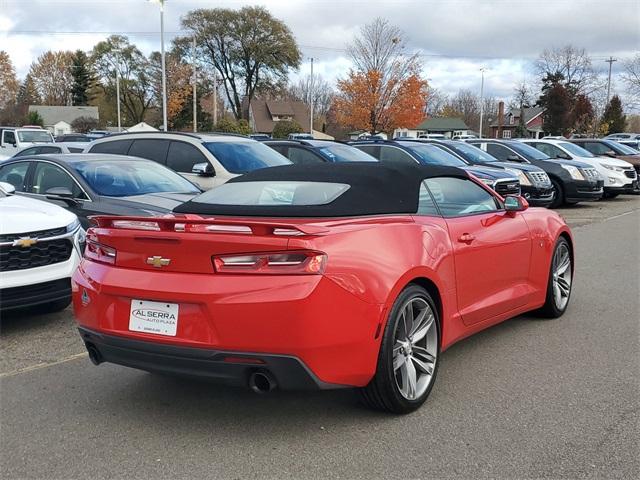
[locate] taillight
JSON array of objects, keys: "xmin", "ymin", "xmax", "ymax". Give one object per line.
[
  {"xmin": 84, "ymin": 234, "xmax": 117, "ymax": 265},
  {"xmin": 212, "ymin": 251, "xmax": 327, "ymax": 275}
]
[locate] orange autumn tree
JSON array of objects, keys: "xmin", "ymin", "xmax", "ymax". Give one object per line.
[{"xmin": 333, "ymin": 18, "xmax": 428, "ymax": 135}]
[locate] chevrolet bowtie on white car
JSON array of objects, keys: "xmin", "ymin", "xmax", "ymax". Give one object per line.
[
  {"xmin": 520, "ymin": 139, "xmax": 637, "ymax": 198},
  {"xmin": 0, "ymin": 181, "xmax": 84, "ymax": 313}
]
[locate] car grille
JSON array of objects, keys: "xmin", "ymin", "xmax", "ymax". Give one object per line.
[
  {"xmin": 0, "ymin": 239, "xmax": 73, "ymax": 272},
  {"xmin": 0, "ymin": 226, "xmax": 67, "ymax": 243},
  {"xmin": 528, "ymin": 171, "xmax": 551, "ymax": 185},
  {"xmin": 581, "ymin": 168, "xmax": 600, "ymax": 181},
  {"xmin": 494, "ymin": 180, "xmax": 520, "ymax": 196},
  {"xmin": 623, "ymin": 168, "xmax": 637, "ymax": 179}
]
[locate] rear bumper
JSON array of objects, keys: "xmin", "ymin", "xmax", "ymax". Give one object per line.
[
  {"xmin": 72, "ymin": 260, "xmax": 386, "ymax": 387},
  {"xmin": 78, "ymin": 327, "xmax": 336, "ymax": 390}
]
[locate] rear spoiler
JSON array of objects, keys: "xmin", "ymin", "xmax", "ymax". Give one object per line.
[{"xmin": 88, "ymin": 215, "xmax": 329, "ymax": 236}]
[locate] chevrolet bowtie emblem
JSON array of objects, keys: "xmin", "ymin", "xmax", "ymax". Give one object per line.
[
  {"xmin": 146, "ymin": 256, "xmax": 171, "ymax": 268},
  {"xmin": 13, "ymin": 237, "xmax": 38, "ymax": 248}
]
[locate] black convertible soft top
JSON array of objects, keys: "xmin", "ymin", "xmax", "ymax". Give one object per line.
[{"xmin": 173, "ymin": 162, "xmax": 469, "ymax": 217}]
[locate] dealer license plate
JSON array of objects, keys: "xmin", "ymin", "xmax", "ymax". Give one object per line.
[{"xmin": 129, "ymin": 299, "xmax": 179, "ymax": 336}]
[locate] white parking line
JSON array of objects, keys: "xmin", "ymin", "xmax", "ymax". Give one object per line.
[
  {"xmin": 0, "ymin": 352, "xmax": 88, "ymax": 379},
  {"xmin": 604, "ymin": 210, "xmax": 637, "ymax": 222}
]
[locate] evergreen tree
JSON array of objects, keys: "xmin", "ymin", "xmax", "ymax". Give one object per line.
[
  {"xmin": 70, "ymin": 50, "xmax": 93, "ymax": 106},
  {"xmin": 537, "ymin": 72, "xmax": 571, "ymax": 135},
  {"xmin": 601, "ymin": 95, "xmax": 626, "ymax": 135}
]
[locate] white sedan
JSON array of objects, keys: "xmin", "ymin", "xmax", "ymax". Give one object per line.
[
  {"xmin": 0, "ymin": 181, "xmax": 84, "ymax": 313},
  {"xmin": 520, "ymin": 139, "xmax": 637, "ymax": 197}
]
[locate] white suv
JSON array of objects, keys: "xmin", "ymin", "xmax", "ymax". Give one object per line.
[
  {"xmin": 520, "ymin": 139, "xmax": 637, "ymax": 197},
  {"xmin": 0, "ymin": 127, "xmax": 55, "ymax": 160},
  {"xmin": 85, "ymin": 132, "xmax": 291, "ymax": 190},
  {"xmin": 0, "ymin": 181, "xmax": 84, "ymax": 313}
]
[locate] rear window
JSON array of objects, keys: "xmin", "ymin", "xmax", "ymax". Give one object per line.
[
  {"xmin": 203, "ymin": 141, "xmax": 290, "ymax": 174},
  {"xmin": 192, "ymin": 181, "xmax": 350, "ymax": 206},
  {"xmin": 318, "ymin": 145, "xmax": 377, "ymax": 163},
  {"xmin": 89, "ymin": 139, "xmax": 133, "ymax": 155}
]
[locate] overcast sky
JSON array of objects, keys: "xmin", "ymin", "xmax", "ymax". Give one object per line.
[{"xmin": 2, "ymin": 0, "xmax": 639, "ymax": 102}]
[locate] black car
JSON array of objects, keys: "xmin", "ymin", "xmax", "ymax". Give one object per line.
[
  {"xmin": 467, "ymin": 139, "xmax": 603, "ymax": 208},
  {"xmin": 419, "ymin": 139, "xmax": 554, "ymax": 207},
  {"xmin": 0, "ymin": 154, "xmax": 201, "ymax": 228},
  {"xmin": 265, "ymin": 139, "xmax": 378, "ymax": 163},
  {"xmin": 350, "ymin": 139, "xmax": 521, "ymax": 197}
]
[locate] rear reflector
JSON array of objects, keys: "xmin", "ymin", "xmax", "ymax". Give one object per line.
[{"xmin": 213, "ymin": 251, "xmax": 327, "ymax": 275}]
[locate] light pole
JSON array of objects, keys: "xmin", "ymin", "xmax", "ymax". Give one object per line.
[
  {"xmin": 478, "ymin": 67, "xmax": 487, "ymax": 139},
  {"xmin": 309, "ymin": 57, "xmax": 314, "ymax": 135},
  {"xmin": 149, "ymin": 0, "xmax": 168, "ymax": 131},
  {"xmin": 111, "ymin": 49, "xmax": 122, "ymax": 132}
]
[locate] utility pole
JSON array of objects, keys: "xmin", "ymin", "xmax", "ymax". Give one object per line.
[
  {"xmin": 309, "ymin": 57, "xmax": 314, "ymax": 135},
  {"xmin": 192, "ymin": 37, "xmax": 197, "ymax": 133},
  {"xmin": 115, "ymin": 69, "xmax": 121, "ymax": 132},
  {"xmin": 605, "ymin": 56, "xmax": 617, "ymax": 104},
  {"xmin": 479, "ymin": 67, "xmax": 486, "ymax": 139},
  {"xmin": 212, "ymin": 69, "xmax": 217, "ymax": 126}
]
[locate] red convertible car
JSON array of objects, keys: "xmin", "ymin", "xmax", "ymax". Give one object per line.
[{"xmin": 72, "ymin": 163, "xmax": 574, "ymax": 413}]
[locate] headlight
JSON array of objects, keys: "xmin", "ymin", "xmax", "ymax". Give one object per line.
[
  {"xmin": 560, "ymin": 164, "xmax": 585, "ymax": 180},
  {"xmin": 66, "ymin": 218, "xmax": 81, "ymax": 232},
  {"xmin": 478, "ymin": 178, "xmax": 495, "ymax": 187},
  {"xmin": 506, "ymin": 168, "xmax": 531, "ymax": 186},
  {"xmin": 602, "ymin": 164, "xmax": 624, "ymax": 172}
]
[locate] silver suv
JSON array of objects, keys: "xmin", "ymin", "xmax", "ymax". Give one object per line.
[{"xmin": 85, "ymin": 132, "xmax": 291, "ymax": 189}]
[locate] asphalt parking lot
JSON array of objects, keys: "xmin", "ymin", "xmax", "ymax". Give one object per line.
[{"xmin": 1, "ymin": 196, "xmax": 639, "ymax": 479}]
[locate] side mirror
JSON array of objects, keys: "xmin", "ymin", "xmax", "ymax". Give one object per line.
[
  {"xmin": 506, "ymin": 154, "xmax": 522, "ymax": 162},
  {"xmin": 605, "ymin": 151, "xmax": 617, "ymax": 157},
  {"xmin": 192, "ymin": 162, "xmax": 215, "ymax": 177},
  {"xmin": 557, "ymin": 153, "xmax": 572, "ymax": 160},
  {"xmin": 0, "ymin": 181, "xmax": 16, "ymax": 194},
  {"xmin": 504, "ymin": 195, "xmax": 529, "ymax": 213},
  {"xmin": 46, "ymin": 187, "xmax": 80, "ymax": 206}
]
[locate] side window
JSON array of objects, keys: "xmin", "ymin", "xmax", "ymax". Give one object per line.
[
  {"xmin": 3, "ymin": 130, "xmax": 16, "ymax": 145},
  {"xmin": 128, "ymin": 139, "xmax": 170, "ymax": 165},
  {"xmin": 0, "ymin": 162, "xmax": 30, "ymax": 191},
  {"xmin": 580, "ymin": 143, "xmax": 608, "ymax": 155},
  {"xmin": 88, "ymin": 139, "xmax": 133, "ymax": 155},
  {"xmin": 287, "ymin": 147, "xmax": 322, "ymax": 164},
  {"xmin": 486, "ymin": 143, "xmax": 514, "ymax": 161},
  {"xmin": 416, "ymin": 182, "xmax": 440, "ymax": 216},
  {"xmin": 354, "ymin": 145, "xmax": 380, "ymax": 158},
  {"xmin": 531, "ymin": 142, "xmax": 559, "ymax": 158},
  {"xmin": 268, "ymin": 145, "xmax": 289, "ymax": 156},
  {"xmin": 38, "ymin": 146, "xmax": 63, "ymax": 154},
  {"xmin": 30, "ymin": 162, "xmax": 85, "ymax": 199},
  {"xmin": 425, "ymin": 177, "xmax": 499, "ymax": 217},
  {"xmin": 14, "ymin": 147, "xmax": 39, "ymax": 157},
  {"xmin": 68, "ymin": 147, "xmax": 84, "ymax": 153},
  {"xmin": 166, "ymin": 141, "xmax": 209, "ymax": 173},
  {"xmin": 379, "ymin": 146, "xmax": 416, "ymax": 165}
]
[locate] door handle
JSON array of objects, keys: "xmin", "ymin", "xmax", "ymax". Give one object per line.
[{"xmin": 458, "ymin": 233, "xmax": 475, "ymax": 244}]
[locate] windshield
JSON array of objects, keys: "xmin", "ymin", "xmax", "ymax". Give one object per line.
[
  {"xmin": 444, "ymin": 142, "xmax": 499, "ymax": 164},
  {"xmin": 402, "ymin": 143, "xmax": 467, "ymax": 166},
  {"xmin": 317, "ymin": 145, "xmax": 377, "ymax": 163},
  {"xmin": 193, "ymin": 181, "xmax": 350, "ymax": 206},
  {"xmin": 558, "ymin": 142, "xmax": 594, "ymax": 157},
  {"xmin": 17, "ymin": 130, "xmax": 53, "ymax": 143},
  {"xmin": 508, "ymin": 142, "xmax": 551, "ymax": 160},
  {"xmin": 604, "ymin": 140, "xmax": 639, "ymax": 154},
  {"xmin": 73, "ymin": 160, "xmax": 201, "ymax": 197},
  {"xmin": 203, "ymin": 141, "xmax": 290, "ymax": 174}
]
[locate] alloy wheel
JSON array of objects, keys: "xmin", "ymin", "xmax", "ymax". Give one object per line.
[
  {"xmin": 552, "ymin": 243, "xmax": 572, "ymax": 310},
  {"xmin": 392, "ymin": 297, "xmax": 438, "ymax": 400}
]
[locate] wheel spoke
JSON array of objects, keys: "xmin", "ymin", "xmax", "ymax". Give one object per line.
[
  {"xmin": 411, "ymin": 313, "xmax": 434, "ymax": 343},
  {"xmin": 553, "ymin": 282, "xmax": 562, "ymax": 305},
  {"xmin": 557, "ymin": 252, "xmax": 570, "ymax": 275},
  {"xmin": 403, "ymin": 303, "xmax": 414, "ymax": 339},
  {"xmin": 405, "ymin": 359, "xmax": 417, "ymax": 399},
  {"xmin": 411, "ymin": 355, "xmax": 434, "ymax": 375},
  {"xmin": 413, "ymin": 345, "xmax": 436, "ymax": 363},
  {"xmin": 393, "ymin": 351, "xmax": 405, "ymax": 371},
  {"xmin": 557, "ymin": 276, "xmax": 571, "ymax": 296}
]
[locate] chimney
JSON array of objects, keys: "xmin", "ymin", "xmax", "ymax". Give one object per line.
[{"xmin": 497, "ymin": 101, "xmax": 504, "ymax": 139}]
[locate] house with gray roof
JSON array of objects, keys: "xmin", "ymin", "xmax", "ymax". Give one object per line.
[
  {"xmin": 28, "ymin": 105, "xmax": 99, "ymax": 136},
  {"xmin": 490, "ymin": 107, "xmax": 545, "ymax": 139},
  {"xmin": 242, "ymin": 98, "xmax": 310, "ymax": 135}
]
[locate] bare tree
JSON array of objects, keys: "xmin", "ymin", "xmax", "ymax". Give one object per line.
[
  {"xmin": 424, "ymin": 86, "xmax": 448, "ymax": 117},
  {"xmin": 621, "ymin": 54, "xmax": 640, "ymax": 110},
  {"xmin": 535, "ymin": 45, "xmax": 596, "ymax": 95},
  {"xmin": 287, "ymin": 74, "xmax": 334, "ymax": 120}
]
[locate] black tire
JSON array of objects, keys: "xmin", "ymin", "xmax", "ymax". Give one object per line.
[
  {"xmin": 537, "ymin": 237, "xmax": 573, "ymax": 318},
  {"xmin": 550, "ymin": 179, "xmax": 564, "ymax": 208},
  {"xmin": 359, "ymin": 284, "xmax": 440, "ymax": 414}
]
